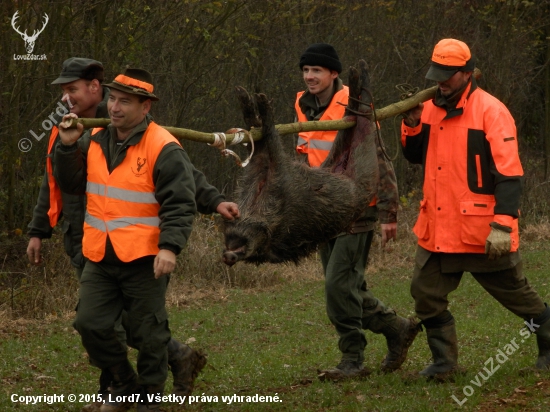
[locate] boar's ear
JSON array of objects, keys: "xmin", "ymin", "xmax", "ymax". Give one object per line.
[{"xmin": 235, "ymin": 86, "xmax": 261, "ymax": 129}]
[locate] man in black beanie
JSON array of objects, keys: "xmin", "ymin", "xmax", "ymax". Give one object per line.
[{"xmin": 294, "ymin": 43, "xmax": 418, "ymax": 380}]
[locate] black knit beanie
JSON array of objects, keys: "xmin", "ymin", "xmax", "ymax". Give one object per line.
[{"xmin": 299, "ymin": 43, "xmax": 342, "ymax": 73}]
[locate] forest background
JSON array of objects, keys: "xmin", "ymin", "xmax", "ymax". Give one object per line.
[{"xmin": 1, "ymin": 0, "xmax": 550, "ymax": 318}]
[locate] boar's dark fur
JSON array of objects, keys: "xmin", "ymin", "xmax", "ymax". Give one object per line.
[{"xmin": 223, "ymin": 60, "xmax": 379, "ymax": 266}]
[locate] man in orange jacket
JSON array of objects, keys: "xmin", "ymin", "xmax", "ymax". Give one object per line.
[
  {"xmin": 401, "ymin": 38, "xmax": 550, "ymax": 380},
  {"xmin": 296, "ymin": 43, "xmax": 418, "ymax": 380}
]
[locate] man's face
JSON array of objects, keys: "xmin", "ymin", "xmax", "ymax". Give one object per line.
[
  {"xmin": 60, "ymin": 79, "xmax": 99, "ymax": 115},
  {"xmin": 302, "ymin": 65, "xmax": 338, "ymax": 96},
  {"xmin": 107, "ymin": 89, "xmax": 150, "ymax": 132},
  {"xmin": 437, "ymin": 71, "xmax": 471, "ymax": 97}
]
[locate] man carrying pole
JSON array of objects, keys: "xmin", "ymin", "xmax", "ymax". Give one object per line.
[{"xmin": 295, "ymin": 43, "xmax": 418, "ymax": 380}]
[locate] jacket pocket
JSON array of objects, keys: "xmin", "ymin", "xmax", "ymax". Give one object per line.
[
  {"xmin": 413, "ymin": 199, "xmax": 430, "ymax": 240},
  {"xmin": 460, "ymin": 200, "xmax": 494, "ymax": 246}
]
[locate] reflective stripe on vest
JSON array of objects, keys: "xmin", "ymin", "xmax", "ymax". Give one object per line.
[
  {"xmin": 83, "ymin": 122, "xmax": 181, "ymax": 262},
  {"xmin": 295, "ymin": 86, "xmax": 349, "ymax": 167},
  {"xmin": 46, "ymin": 127, "xmax": 63, "ymax": 227},
  {"xmin": 84, "ymin": 210, "xmax": 160, "ymax": 231},
  {"xmin": 86, "ymin": 182, "xmax": 158, "ymax": 204}
]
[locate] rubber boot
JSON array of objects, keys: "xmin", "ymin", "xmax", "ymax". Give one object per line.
[
  {"xmin": 167, "ymin": 338, "xmax": 208, "ymax": 396},
  {"xmin": 534, "ymin": 305, "xmax": 550, "ymax": 370},
  {"xmin": 100, "ymin": 360, "xmax": 139, "ymax": 412},
  {"xmin": 419, "ymin": 320, "xmax": 458, "ymax": 381}
]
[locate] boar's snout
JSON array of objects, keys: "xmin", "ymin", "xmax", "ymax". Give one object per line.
[{"xmin": 222, "ymin": 251, "xmax": 240, "ymax": 266}]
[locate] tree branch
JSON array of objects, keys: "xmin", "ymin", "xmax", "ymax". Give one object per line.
[{"xmin": 69, "ymin": 68, "xmax": 481, "ymax": 144}]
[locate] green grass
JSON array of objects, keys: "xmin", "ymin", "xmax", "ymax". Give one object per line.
[{"xmin": 1, "ymin": 242, "xmax": 550, "ymax": 411}]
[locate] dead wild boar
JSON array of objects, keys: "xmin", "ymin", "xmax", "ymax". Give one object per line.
[{"xmin": 223, "ymin": 60, "xmax": 379, "ymax": 266}]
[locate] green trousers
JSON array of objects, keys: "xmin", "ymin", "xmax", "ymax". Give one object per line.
[
  {"xmin": 74, "ymin": 259, "xmax": 170, "ymax": 388},
  {"xmin": 320, "ymin": 230, "xmax": 399, "ymax": 363},
  {"xmin": 411, "ymin": 251, "xmax": 546, "ymax": 321}
]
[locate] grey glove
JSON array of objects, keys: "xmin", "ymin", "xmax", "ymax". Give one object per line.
[{"xmin": 485, "ymin": 222, "xmax": 512, "ymax": 260}]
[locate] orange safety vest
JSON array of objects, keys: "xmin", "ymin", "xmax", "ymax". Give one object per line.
[
  {"xmin": 295, "ymin": 87, "xmax": 349, "ymax": 167},
  {"xmin": 46, "ymin": 127, "xmax": 63, "ymax": 227},
  {"xmin": 401, "ymin": 84, "xmax": 522, "ymax": 253},
  {"xmin": 83, "ymin": 122, "xmax": 181, "ymax": 262}
]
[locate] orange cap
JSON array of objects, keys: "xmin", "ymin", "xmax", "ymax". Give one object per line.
[
  {"xmin": 426, "ymin": 39, "xmax": 474, "ymax": 82},
  {"xmin": 432, "ymin": 39, "xmax": 471, "ymax": 66}
]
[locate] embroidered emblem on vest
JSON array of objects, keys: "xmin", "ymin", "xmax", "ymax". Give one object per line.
[{"xmin": 132, "ymin": 157, "xmax": 148, "ymax": 176}]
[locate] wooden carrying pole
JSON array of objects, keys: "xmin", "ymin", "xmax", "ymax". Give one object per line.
[{"xmin": 69, "ymin": 68, "xmax": 480, "ymax": 144}]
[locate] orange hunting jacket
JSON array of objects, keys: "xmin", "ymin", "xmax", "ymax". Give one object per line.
[
  {"xmin": 401, "ymin": 80, "xmax": 522, "ymax": 254},
  {"xmin": 83, "ymin": 122, "xmax": 181, "ymax": 262}
]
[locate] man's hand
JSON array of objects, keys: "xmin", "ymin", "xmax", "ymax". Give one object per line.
[
  {"xmin": 216, "ymin": 202, "xmax": 240, "ymax": 220},
  {"xmin": 485, "ymin": 222, "xmax": 512, "ymax": 260},
  {"xmin": 58, "ymin": 113, "xmax": 84, "ymax": 146},
  {"xmin": 154, "ymin": 249, "xmax": 176, "ymax": 278},
  {"xmin": 380, "ymin": 223, "xmax": 397, "ymax": 248},
  {"xmin": 402, "ymin": 103, "xmax": 424, "ymax": 127},
  {"xmin": 27, "ymin": 237, "xmax": 42, "ymax": 265}
]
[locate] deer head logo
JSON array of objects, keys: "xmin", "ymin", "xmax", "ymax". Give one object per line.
[
  {"xmin": 137, "ymin": 157, "xmax": 147, "ymax": 172},
  {"xmin": 11, "ymin": 11, "xmax": 49, "ymax": 54}
]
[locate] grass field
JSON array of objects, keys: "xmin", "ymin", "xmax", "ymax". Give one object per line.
[{"xmin": 1, "ymin": 230, "xmax": 549, "ymax": 411}]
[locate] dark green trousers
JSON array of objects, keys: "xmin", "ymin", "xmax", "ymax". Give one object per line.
[
  {"xmin": 411, "ymin": 250, "xmax": 546, "ymax": 321},
  {"xmin": 320, "ymin": 230, "xmax": 399, "ymax": 363},
  {"xmin": 75, "ymin": 260, "xmax": 170, "ymax": 388}
]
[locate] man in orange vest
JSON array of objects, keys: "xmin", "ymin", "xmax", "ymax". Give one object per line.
[
  {"xmin": 401, "ymin": 38, "xmax": 550, "ymax": 380},
  {"xmin": 55, "ymin": 68, "xmax": 239, "ymax": 411},
  {"xmin": 27, "ymin": 57, "xmax": 105, "ymax": 274},
  {"xmin": 295, "ymin": 43, "xmax": 418, "ymax": 380},
  {"xmin": 28, "ymin": 59, "xmax": 226, "ymax": 410},
  {"xmin": 26, "ymin": 58, "xmax": 119, "ymax": 409}
]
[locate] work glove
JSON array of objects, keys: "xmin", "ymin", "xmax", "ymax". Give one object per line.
[{"xmin": 485, "ymin": 222, "xmax": 512, "ymax": 260}]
